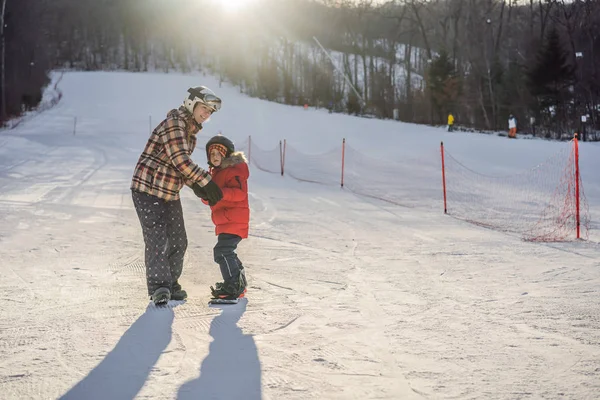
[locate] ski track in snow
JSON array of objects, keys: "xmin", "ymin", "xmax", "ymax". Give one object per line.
[{"xmin": 0, "ymin": 71, "xmax": 599, "ymax": 399}]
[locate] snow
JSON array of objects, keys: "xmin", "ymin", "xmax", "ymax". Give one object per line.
[{"xmin": 0, "ymin": 70, "xmax": 599, "ymax": 399}]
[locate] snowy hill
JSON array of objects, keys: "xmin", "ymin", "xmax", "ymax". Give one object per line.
[{"xmin": 0, "ymin": 70, "xmax": 599, "ymax": 399}]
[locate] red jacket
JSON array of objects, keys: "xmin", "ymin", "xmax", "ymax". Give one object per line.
[{"xmin": 204, "ymin": 152, "xmax": 250, "ymax": 238}]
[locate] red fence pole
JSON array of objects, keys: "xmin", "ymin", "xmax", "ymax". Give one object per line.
[
  {"xmin": 441, "ymin": 141, "xmax": 447, "ymax": 214},
  {"xmin": 574, "ymin": 133, "xmax": 580, "ymax": 239},
  {"xmin": 341, "ymin": 138, "xmax": 345, "ymax": 187}
]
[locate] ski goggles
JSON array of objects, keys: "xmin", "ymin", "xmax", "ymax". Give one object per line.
[{"xmin": 188, "ymin": 88, "xmax": 222, "ymax": 112}]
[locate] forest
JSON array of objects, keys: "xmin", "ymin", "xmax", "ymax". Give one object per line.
[{"xmin": 3, "ymin": 0, "xmax": 599, "ymax": 139}]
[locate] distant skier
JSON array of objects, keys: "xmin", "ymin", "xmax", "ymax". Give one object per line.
[
  {"xmin": 447, "ymin": 112, "xmax": 455, "ymax": 132},
  {"xmin": 130, "ymin": 86, "xmax": 223, "ymax": 306},
  {"xmin": 192, "ymin": 135, "xmax": 249, "ymax": 301},
  {"xmin": 508, "ymin": 114, "xmax": 517, "ymax": 139}
]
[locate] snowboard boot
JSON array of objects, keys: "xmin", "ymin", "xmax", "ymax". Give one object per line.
[
  {"xmin": 239, "ymin": 268, "xmax": 247, "ymax": 298},
  {"xmin": 239, "ymin": 267, "xmax": 247, "ymax": 288},
  {"xmin": 151, "ymin": 287, "xmax": 171, "ymax": 306},
  {"xmin": 210, "ymin": 273, "xmax": 246, "ymax": 300},
  {"xmin": 171, "ymin": 289, "xmax": 187, "ymax": 301},
  {"xmin": 171, "ymin": 281, "xmax": 188, "ymax": 301}
]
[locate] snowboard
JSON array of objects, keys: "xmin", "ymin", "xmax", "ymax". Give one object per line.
[
  {"xmin": 208, "ymin": 297, "xmax": 240, "ymax": 305},
  {"xmin": 208, "ymin": 288, "xmax": 247, "ymax": 305}
]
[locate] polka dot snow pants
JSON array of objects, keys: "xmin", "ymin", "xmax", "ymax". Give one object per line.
[{"xmin": 132, "ymin": 190, "xmax": 187, "ymax": 296}]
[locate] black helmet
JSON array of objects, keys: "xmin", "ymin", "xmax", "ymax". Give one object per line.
[{"xmin": 206, "ymin": 135, "xmax": 235, "ymax": 161}]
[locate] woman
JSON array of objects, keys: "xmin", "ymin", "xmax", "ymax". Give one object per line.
[{"xmin": 131, "ymin": 86, "xmax": 223, "ymax": 305}]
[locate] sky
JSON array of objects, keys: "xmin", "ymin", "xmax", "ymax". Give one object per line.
[{"xmin": 0, "ymin": 70, "xmax": 599, "ymax": 399}]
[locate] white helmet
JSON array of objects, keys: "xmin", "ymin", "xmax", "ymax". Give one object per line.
[{"xmin": 183, "ymin": 86, "xmax": 222, "ymax": 114}]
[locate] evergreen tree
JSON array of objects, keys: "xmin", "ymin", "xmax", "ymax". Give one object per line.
[
  {"xmin": 2, "ymin": 0, "xmax": 52, "ymax": 121},
  {"xmin": 527, "ymin": 27, "xmax": 575, "ymax": 130},
  {"xmin": 499, "ymin": 61, "xmax": 527, "ymax": 126},
  {"xmin": 427, "ymin": 49, "xmax": 459, "ymax": 123},
  {"xmin": 346, "ymin": 91, "xmax": 361, "ymax": 116}
]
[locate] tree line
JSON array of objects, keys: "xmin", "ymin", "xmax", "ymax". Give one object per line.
[{"xmin": 2, "ymin": 0, "xmax": 599, "ymax": 139}]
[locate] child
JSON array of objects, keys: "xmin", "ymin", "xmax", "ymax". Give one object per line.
[
  {"xmin": 131, "ymin": 86, "xmax": 223, "ymax": 306},
  {"xmin": 192, "ymin": 135, "xmax": 249, "ymax": 300}
]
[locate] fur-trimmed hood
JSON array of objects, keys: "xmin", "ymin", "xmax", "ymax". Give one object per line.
[{"xmin": 216, "ymin": 151, "xmax": 247, "ymax": 169}]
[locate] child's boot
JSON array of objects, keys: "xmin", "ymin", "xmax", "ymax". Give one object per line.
[{"xmin": 210, "ymin": 273, "xmax": 246, "ymax": 300}]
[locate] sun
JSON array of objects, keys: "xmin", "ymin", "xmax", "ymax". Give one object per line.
[{"xmin": 220, "ymin": 0, "xmax": 255, "ymax": 12}]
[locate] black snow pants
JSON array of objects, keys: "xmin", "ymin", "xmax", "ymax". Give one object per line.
[
  {"xmin": 132, "ymin": 190, "xmax": 187, "ymax": 296},
  {"xmin": 214, "ymin": 233, "xmax": 244, "ymax": 284}
]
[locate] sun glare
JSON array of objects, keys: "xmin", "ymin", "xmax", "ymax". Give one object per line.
[{"xmin": 220, "ymin": 0, "xmax": 255, "ymax": 12}]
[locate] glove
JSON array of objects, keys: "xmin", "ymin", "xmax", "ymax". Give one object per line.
[
  {"xmin": 192, "ymin": 183, "xmax": 208, "ymax": 200},
  {"xmin": 202, "ymin": 180, "xmax": 223, "ymax": 206}
]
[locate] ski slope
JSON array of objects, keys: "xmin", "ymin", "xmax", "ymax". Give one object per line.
[{"xmin": 0, "ymin": 71, "xmax": 599, "ymax": 400}]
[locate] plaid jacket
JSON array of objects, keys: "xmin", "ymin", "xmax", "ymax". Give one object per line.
[{"xmin": 130, "ymin": 107, "xmax": 211, "ymax": 201}]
